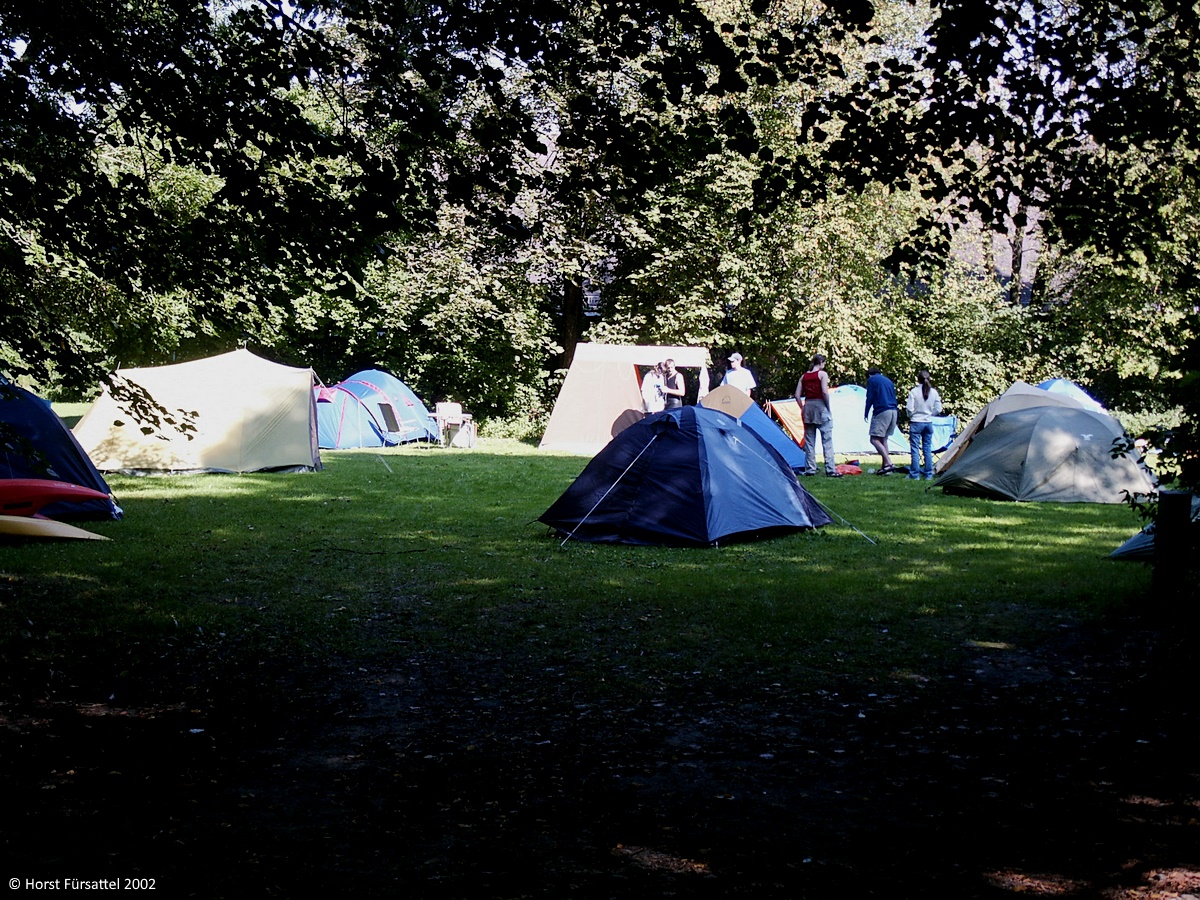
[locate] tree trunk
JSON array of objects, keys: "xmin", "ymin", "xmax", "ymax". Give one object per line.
[
  {"xmin": 559, "ymin": 277, "xmax": 585, "ymax": 370},
  {"xmin": 1009, "ymin": 198, "xmax": 1028, "ymax": 305}
]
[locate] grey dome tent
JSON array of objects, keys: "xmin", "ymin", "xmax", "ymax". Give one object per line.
[
  {"xmin": 936, "ymin": 380, "xmax": 1093, "ymax": 475},
  {"xmin": 932, "ymin": 404, "xmax": 1155, "ymax": 503},
  {"xmin": 539, "ymin": 405, "xmax": 832, "ymax": 546}
]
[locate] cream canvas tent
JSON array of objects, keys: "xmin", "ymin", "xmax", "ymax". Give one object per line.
[
  {"xmin": 539, "ymin": 343, "xmax": 711, "ymax": 455},
  {"xmin": 935, "ymin": 381, "xmax": 1099, "ymax": 475},
  {"xmin": 73, "ymin": 349, "xmax": 321, "ymax": 474}
]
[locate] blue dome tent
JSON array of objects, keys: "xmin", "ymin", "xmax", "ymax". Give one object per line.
[
  {"xmin": 700, "ymin": 384, "xmax": 806, "ymax": 470},
  {"xmin": 540, "ymin": 405, "xmax": 832, "ymax": 547},
  {"xmin": 315, "ymin": 370, "xmax": 438, "ymax": 448}
]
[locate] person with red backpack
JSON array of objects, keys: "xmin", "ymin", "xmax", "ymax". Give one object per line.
[{"xmin": 795, "ymin": 354, "xmax": 842, "ymax": 477}]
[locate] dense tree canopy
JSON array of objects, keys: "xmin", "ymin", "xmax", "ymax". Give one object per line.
[{"xmin": 1, "ymin": 0, "xmax": 1197, "ymax": 481}]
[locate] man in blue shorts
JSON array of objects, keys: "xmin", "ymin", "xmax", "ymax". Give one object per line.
[{"xmin": 864, "ymin": 366, "xmax": 898, "ymax": 474}]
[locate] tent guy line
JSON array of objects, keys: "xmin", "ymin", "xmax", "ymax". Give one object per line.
[
  {"xmin": 805, "ymin": 493, "xmax": 878, "ymax": 545},
  {"xmin": 559, "ymin": 433, "xmax": 662, "ymax": 548}
]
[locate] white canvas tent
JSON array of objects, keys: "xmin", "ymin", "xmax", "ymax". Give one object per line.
[
  {"xmin": 539, "ymin": 343, "xmax": 711, "ymax": 455},
  {"xmin": 73, "ymin": 349, "xmax": 321, "ymax": 474}
]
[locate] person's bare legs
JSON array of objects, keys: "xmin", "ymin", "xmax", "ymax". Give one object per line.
[{"xmin": 870, "ymin": 435, "xmax": 893, "ymax": 472}]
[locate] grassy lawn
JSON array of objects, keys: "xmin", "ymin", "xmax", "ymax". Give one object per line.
[
  {"xmin": 0, "ymin": 439, "xmax": 1151, "ymax": 705},
  {"xmin": 7, "ymin": 439, "xmax": 1192, "ymax": 899}
]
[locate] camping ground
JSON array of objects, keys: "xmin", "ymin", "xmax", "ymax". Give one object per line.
[{"xmin": 1, "ymin": 442, "xmax": 1197, "ymax": 898}]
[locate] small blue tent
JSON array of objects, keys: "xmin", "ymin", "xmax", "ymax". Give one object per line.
[
  {"xmin": 0, "ymin": 379, "xmax": 120, "ymax": 519},
  {"xmin": 1110, "ymin": 495, "xmax": 1200, "ymax": 561},
  {"xmin": 1037, "ymin": 378, "xmax": 1106, "ymax": 413},
  {"xmin": 539, "ymin": 405, "xmax": 832, "ymax": 546},
  {"xmin": 315, "ymin": 370, "xmax": 438, "ymax": 448}
]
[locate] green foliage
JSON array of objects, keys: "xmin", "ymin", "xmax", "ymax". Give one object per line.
[
  {"xmin": 587, "ymin": 165, "xmax": 1029, "ymax": 412},
  {"xmin": 475, "ymin": 385, "xmax": 555, "ymax": 443},
  {"xmin": 281, "ymin": 206, "xmax": 562, "ymax": 419},
  {"xmin": 904, "ymin": 261, "xmax": 1039, "ymax": 415},
  {"xmin": 1027, "ymin": 142, "xmax": 1200, "ymax": 477},
  {"xmin": 1, "ymin": 0, "xmax": 1199, "ymax": 489}
]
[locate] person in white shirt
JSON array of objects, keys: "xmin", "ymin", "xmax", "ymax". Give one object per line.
[
  {"xmin": 641, "ymin": 362, "xmax": 665, "ymax": 414},
  {"xmin": 720, "ymin": 352, "xmax": 757, "ymax": 397},
  {"xmin": 905, "ymin": 370, "xmax": 943, "ymax": 479}
]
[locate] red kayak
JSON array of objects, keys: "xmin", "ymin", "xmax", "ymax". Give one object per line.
[{"xmin": 0, "ymin": 478, "xmax": 113, "ymax": 517}]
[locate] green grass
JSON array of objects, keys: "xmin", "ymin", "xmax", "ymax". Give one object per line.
[
  {"xmin": 50, "ymin": 401, "xmax": 91, "ymax": 429},
  {"xmin": 0, "ymin": 439, "xmax": 1151, "ymax": 705}
]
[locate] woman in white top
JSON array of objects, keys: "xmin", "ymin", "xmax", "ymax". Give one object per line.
[
  {"xmin": 905, "ymin": 370, "xmax": 943, "ymax": 479},
  {"xmin": 641, "ymin": 363, "xmax": 665, "ymax": 414}
]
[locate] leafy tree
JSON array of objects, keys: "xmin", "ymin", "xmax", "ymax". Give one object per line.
[
  {"xmin": 283, "ymin": 204, "xmax": 559, "ymax": 420},
  {"xmin": 2, "ymin": 0, "xmax": 1199, "ymax": 487},
  {"xmin": 0, "ymin": 0, "xmax": 395, "ymax": 386}
]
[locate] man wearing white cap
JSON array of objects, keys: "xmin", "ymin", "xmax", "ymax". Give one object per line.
[{"xmin": 720, "ymin": 352, "xmax": 757, "ymax": 398}]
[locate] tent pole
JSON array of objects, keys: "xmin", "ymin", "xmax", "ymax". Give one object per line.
[{"xmin": 560, "ymin": 433, "xmax": 660, "ymax": 548}]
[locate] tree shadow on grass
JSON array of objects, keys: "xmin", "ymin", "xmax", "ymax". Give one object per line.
[{"xmin": 1, "ymin": 607, "xmax": 1196, "ymax": 899}]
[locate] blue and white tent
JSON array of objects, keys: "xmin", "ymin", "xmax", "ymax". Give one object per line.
[
  {"xmin": 1038, "ymin": 378, "xmax": 1106, "ymax": 414},
  {"xmin": 829, "ymin": 384, "xmax": 911, "ymax": 455},
  {"xmin": 315, "ymin": 370, "xmax": 438, "ymax": 448},
  {"xmin": 700, "ymin": 384, "xmax": 806, "ymax": 470},
  {"xmin": 539, "ymin": 405, "xmax": 832, "ymax": 546}
]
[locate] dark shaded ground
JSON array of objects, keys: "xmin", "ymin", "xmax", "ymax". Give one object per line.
[{"xmin": 2, "ymin": 610, "xmax": 1198, "ymax": 899}]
